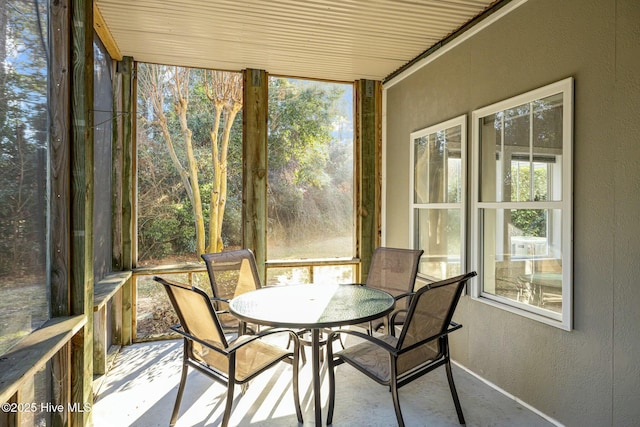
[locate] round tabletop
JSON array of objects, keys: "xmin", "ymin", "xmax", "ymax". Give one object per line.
[{"xmin": 229, "ymin": 283, "xmax": 395, "ymax": 329}]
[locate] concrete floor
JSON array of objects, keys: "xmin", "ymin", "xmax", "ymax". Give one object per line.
[{"xmin": 92, "ymin": 336, "xmax": 557, "ymax": 427}]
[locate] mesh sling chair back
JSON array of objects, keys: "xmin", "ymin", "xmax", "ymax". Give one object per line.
[
  {"xmin": 201, "ymin": 249, "xmax": 262, "ymax": 332},
  {"xmin": 358, "ymin": 247, "xmax": 424, "ymax": 334},
  {"xmin": 153, "ymin": 276, "xmax": 303, "ymax": 427},
  {"xmin": 327, "ymin": 271, "xmax": 477, "ymax": 427},
  {"xmin": 202, "ymin": 249, "xmax": 309, "ymax": 362}
]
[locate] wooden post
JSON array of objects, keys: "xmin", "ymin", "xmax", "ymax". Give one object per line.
[
  {"xmin": 49, "ymin": 0, "xmax": 72, "ymax": 424},
  {"xmin": 356, "ymin": 80, "xmax": 382, "ymax": 281},
  {"xmin": 92, "ymin": 307, "xmax": 107, "ymax": 375},
  {"xmin": 119, "ymin": 57, "xmax": 134, "ymax": 345},
  {"xmin": 70, "ymin": 0, "xmax": 94, "ymax": 424},
  {"xmin": 112, "ymin": 62, "xmax": 124, "ymax": 272},
  {"xmin": 242, "ymin": 69, "xmax": 268, "ymax": 282}
]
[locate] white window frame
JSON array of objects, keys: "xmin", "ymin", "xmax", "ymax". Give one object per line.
[
  {"xmin": 410, "ymin": 114, "xmax": 467, "ymax": 280},
  {"xmin": 470, "ymin": 78, "xmax": 573, "ymax": 330}
]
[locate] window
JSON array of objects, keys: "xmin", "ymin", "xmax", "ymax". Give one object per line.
[
  {"xmin": 410, "ymin": 115, "xmax": 467, "ymax": 279},
  {"xmin": 471, "ymin": 78, "xmax": 573, "ymax": 330},
  {"xmin": 266, "ymin": 77, "xmax": 355, "ymax": 285}
]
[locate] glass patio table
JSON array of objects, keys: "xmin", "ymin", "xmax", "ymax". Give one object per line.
[{"xmin": 229, "ymin": 283, "xmax": 395, "ymax": 426}]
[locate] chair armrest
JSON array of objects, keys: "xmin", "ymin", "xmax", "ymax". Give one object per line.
[
  {"xmin": 210, "ymin": 297, "xmax": 231, "ymax": 315},
  {"xmin": 170, "ymin": 324, "xmax": 231, "ymax": 357},
  {"xmin": 327, "ymin": 328, "xmax": 398, "ymax": 354},
  {"xmin": 226, "ymin": 328, "xmax": 300, "ymax": 353},
  {"xmin": 169, "ymin": 323, "xmax": 297, "ymax": 357},
  {"xmin": 448, "ymin": 321, "xmax": 462, "ymax": 331},
  {"xmin": 397, "ymin": 321, "xmax": 463, "ymax": 355},
  {"xmin": 393, "ymin": 291, "xmax": 414, "ymax": 301},
  {"xmin": 389, "ymin": 309, "xmax": 408, "ymax": 328}
]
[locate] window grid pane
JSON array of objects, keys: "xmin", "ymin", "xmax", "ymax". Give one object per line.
[
  {"xmin": 480, "ymin": 208, "xmax": 562, "ymax": 313},
  {"xmin": 410, "ymin": 116, "xmax": 466, "ymax": 281}
]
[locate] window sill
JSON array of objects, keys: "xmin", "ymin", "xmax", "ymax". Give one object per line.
[
  {"xmin": 0, "ymin": 315, "xmax": 87, "ymax": 402},
  {"xmin": 471, "ymin": 293, "xmax": 571, "ymax": 331}
]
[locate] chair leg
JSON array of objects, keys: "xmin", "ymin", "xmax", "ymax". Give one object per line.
[
  {"xmin": 445, "ymin": 360, "xmax": 466, "ymax": 425},
  {"xmin": 170, "ymin": 362, "xmax": 189, "ymax": 427},
  {"xmin": 390, "ymin": 376, "xmax": 405, "ymax": 427},
  {"xmin": 222, "ymin": 380, "xmax": 235, "ymax": 427},
  {"xmin": 289, "ymin": 334, "xmax": 307, "ymax": 364},
  {"xmin": 326, "ymin": 345, "xmax": 337, "ymax": 424},
  {"xmin": 292, "ymin": 339, "xmax": 304, "ymax": 423}
]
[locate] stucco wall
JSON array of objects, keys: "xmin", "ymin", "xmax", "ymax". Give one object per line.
[{"xmin": 383, "ymin": 0, "xmax": 639, "ymax": 425}]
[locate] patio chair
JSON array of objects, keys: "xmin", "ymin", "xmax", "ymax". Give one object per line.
[
  {"xmin": 326, "ymin": 271, "xmax": 477, "ymax": 427},
  {"xmin": 153, "ymin": 276, "xmax": 303, "ymax": 427},
  {"xmin": 201, "ymin": 249, "xmax": 263, "ymax": 333},
  {"xmin": 356, "ymin": 246, "xmax": 424, "ymax": 335}
]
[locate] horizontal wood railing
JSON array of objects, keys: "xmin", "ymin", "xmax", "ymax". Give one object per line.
[{"xmin": 0, "ymin": 316, "xmax": 86, "ymax": 404}]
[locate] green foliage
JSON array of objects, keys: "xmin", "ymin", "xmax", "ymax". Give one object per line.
[
  {"xmin": 267, "ymin": 78, "xmax": 352, "ymax": 243},
  {"xmin": 268, "ymin": 78, "xmax": 341, "ymax": 187},
  {"xmin": 510, "ymin": 164, "xmax": 548, "ymax": 237},
  {"xmin": 0, "ymin": 0, "xmax": 48, "ymax": 277},
  {"xmin": 511, "ymin": 208, "xmax": 546, "ymax": 237}
]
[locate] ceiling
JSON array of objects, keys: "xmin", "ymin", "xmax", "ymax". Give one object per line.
[{"xmin": 95, "ymin": 0, "xmax": 500, "ymax": 82}]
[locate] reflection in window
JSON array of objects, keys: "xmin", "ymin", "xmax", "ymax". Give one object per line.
[
  {"xmin": 479, "ymin": 92, "xmax": 563, "ymax": 203},
  {"xmin": 410, "ymin": 115, "xmax": 466, "ymax": 279},
  {"xmin": 0, "ymin": 0, "xmax": 50, "ymax": 354},
  {"xmin": 472, "ymin": 78, "xmax": 573, "ymax": 330}
]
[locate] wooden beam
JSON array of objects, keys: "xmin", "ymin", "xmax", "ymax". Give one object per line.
[
  {"xmin": 112, "ymin": 287, "xmax": 123, "ymax": 345},
  {"xmin": 93, "ymin": 4, "xmax": 122, "ymax": 60},
  {"xmin": 51, "ymin": 343, "xmax": 71, "ymax": 427},
  {"xmin": 120, "ymin": 57, "xmax": 134, "ymax": 345},
  {"xmin": 92, "ymin": 272, "xmax": 131, "ymax": 375},
  {"xmin": 70, "ymin": 0, "xmax": 94, "ymax": 424},
  {"xmin": 49, "ymin": 0, "xmax": 72, "ymax": 424},
  {"xmin": 50, "ymin": 0, "xmax": 71, "ymax": 322},
  {"xmin": 112, "ymin": 62, "xmax": 124, "ymax": 272},
  {"xmin": 93, "ymin": 307, "xmax": 107, "ymax": 375},
  {"xmin": 242, "ymin": 69, "xmax": 268, "ymax": 282},
  {"xmin": 356, "ymin": 80, "xmax": 382, "ymax": 281}
]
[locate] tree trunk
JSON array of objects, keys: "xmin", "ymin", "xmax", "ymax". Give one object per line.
[
  {"xmin": 207, "ymin": 103, "xmax": 223, "ymax": 253},
  {"xmin": 205, "ymin": 71, "xmax": 243, "ymax": 253}
]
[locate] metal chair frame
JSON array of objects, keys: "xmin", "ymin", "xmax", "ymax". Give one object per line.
[
  {"xmin": 327, "ymin": 271, "xmax": 477, "ymax": 427},
  {"xmin": 153, "ymin": 276, "xmax": 303, "ymax": 427}
]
